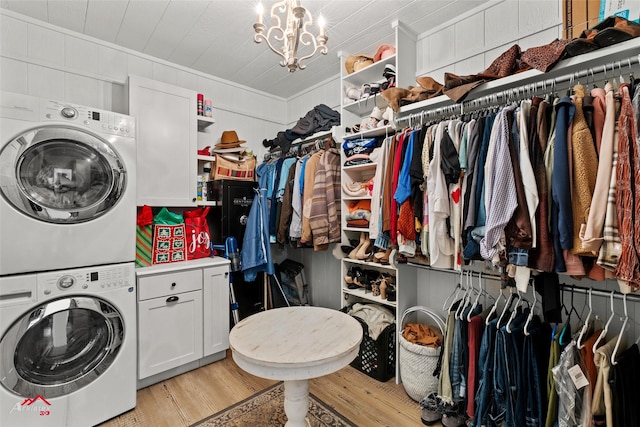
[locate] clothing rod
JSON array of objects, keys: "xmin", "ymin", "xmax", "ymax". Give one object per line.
[
  {"xmin": 406, "ymin": 263, "xmax": 503, "ymax": 282},
  {"xmin": 395, "ymin": 52, "xmax": 640, "ymax": 123},
  {"xmin": 558, "ymin": 283, "xmax": 640, "ymax": 303}
]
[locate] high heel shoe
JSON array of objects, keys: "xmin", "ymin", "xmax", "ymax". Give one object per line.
[
  {"xmin": 355, "ymin": 234, "xmax": 372, "ymax": 260},
  {"xmin": 374, "ymin": 248, "xmax": 392, "ymax": 264},
  {"xmin": 349, "ymin": 232, "xmax": 367, "ymax": 260},
  {"xmin": 344, "ymin": 266, "xmax": 362, "ymax": 286}
]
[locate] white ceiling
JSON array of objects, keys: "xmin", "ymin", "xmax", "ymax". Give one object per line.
[{"xmin": 0, "ymin": 0, "xmax": 489, "ymax": 99}]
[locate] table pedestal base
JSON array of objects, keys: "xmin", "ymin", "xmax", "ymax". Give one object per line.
[{"xmin": 284, "ymin": 379, "xmax": 310, "ymax": 427}]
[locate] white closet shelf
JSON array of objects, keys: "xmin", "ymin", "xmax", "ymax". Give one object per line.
[
  {"xmin": 290, "ymin": 129, "xmax": 334, "ymax": 145},
  {"xmin": 342, "ymin": 54, "xmax": 397, "ymax": 87},
  {"xmin": 343, "ymin": 226, "xmax": 371, "ymax": 232},
  {"xmin": 342, "ymin": 162, "xmax": 377, "ymax": 172},
  {"xmin": 342, "ymin": 287, "xmax": 397, "ymax": 308},
  {"xmin": 398, "ymin": 37, "xmax": 640, "ymax": 117},
  {"xmin": 343, "ymin": 195, "xmax": 372, "ymax": 201},
  {"xmin": 343, "ymin": 125, "xmax": 395, "ymax": 141},
  {"xmin": 343, "ymin": 94, "xmax": 389, "ymax": 116},
  {"xmin": 197, "ymin": 116, "xmax": 215, "ymax": 131},
  {"xmin": 343, "ymin": 258, "xmax": 396, "ymax": 271},
  {"xmin": 197, "ymin": 154, "xmax": 216, "ymax": 162}
]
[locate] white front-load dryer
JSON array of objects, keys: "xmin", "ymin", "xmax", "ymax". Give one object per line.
[
  {"xmin": 0, "ymin": 262, "xmax": 136, "ymax": 427},
  {"xmin": 0, "ymin": 92, "xmax": 136, "ymax": 275}
]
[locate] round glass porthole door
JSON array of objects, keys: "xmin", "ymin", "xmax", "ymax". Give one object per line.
[
  {"xmin": 0, "ymin": 125, "xmax": 126, "ymax": 223},
  {"xmin": 0, "ymin": 296, "xmax": 124, "ymax": 398}
]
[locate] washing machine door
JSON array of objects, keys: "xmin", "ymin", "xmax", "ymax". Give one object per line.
[
  {"xmin": 0, "ymin": 124, "xmax": 126, "ymax": 223},
  {"xmin": 0, "ymin": 296, "xmax": 125, "ymax": 398}
]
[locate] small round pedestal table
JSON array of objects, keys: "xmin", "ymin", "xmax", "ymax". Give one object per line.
[{"xmin": 229, "ymin": 306, "xmax": 362, "ymax": 427}]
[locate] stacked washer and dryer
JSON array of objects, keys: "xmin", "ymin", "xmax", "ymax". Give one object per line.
[{"xmin": 0, "ymin": 92, "xmax": 137, "ymax": 426}]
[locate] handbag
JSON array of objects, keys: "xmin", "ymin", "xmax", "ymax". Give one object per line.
[
  {"xmin": 210, "ymin": 154, "xmax": 256, "ymax": 181},
  {"xmin": 183, "ymin": 206, "xmax": 211, "ymax": 260}
]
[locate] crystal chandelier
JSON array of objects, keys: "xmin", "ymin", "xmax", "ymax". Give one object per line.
[{"xmin": 254, "ymin": 1, "xmax": 328, "ymax": 72}]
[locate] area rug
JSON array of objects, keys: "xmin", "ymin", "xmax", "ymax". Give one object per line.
[{"xmin": 190, "ymin": 382, "xmax": 355, "ymax": 427}]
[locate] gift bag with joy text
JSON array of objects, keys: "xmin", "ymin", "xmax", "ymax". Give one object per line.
[{"xmin": 184, "ymin": 206, "xmax": 211, "ymax": 260}]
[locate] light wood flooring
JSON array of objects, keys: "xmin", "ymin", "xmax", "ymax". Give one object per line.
[{"xmin": 99, "ymin": 350, "xmax": 438, "ymax": 427}]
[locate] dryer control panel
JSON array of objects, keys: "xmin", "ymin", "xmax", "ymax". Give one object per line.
[
  {"xmin": 37, "ymin": 263, "xmax": 135, "ymax": 298},
  {"xmin": 41, "ymin": 99, "xmax": 135, "ymax": 137}
]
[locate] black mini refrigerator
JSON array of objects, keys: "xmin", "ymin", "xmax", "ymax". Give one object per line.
[{"xmin": 206, "ymin": 180, "xmax": 264, "ymax": 321}]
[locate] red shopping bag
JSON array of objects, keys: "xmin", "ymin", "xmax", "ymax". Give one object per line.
[{"xmin": 184, "ymin": 206, "xmax": 211, "ymax": 260}]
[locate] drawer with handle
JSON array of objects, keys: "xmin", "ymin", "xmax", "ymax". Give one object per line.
[{"xmin": 137, "ymin": 269, "xmax": 202, "ymax": 301}]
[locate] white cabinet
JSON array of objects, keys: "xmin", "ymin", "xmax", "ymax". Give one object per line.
[
  {"xmin": 203, "ymin": 265, "xmax": 230, "ymax": 356},
  {"xmin": 135, "ymin": 258, "xmax": 230, "ymax": 387},
  {"xmin": 128, "ymin": 75, "xmax": 198, "ymax": 206}
]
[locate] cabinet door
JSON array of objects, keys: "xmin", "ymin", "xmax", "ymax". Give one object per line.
[
  {"xmin": 138, "ymin": 290, "xmax": 203, "ymax": 379},
  {"xmin": 129, "ymin": 75, "xmax": 197, "ymax": 206},
  {"xmin": 202, "ymin": 266, "xmax": 230, "ymax": 356}
]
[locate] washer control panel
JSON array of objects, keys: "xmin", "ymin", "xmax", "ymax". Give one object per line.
[
  {"xmin": 37, "ymin": 263, "xmax": 135, "ymax": 298},
  {"xmin": 41, "ymin": 99, "xmax": 135, "ymax": 137}
]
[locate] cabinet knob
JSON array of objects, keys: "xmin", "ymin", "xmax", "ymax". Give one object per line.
[
  {"xmin": 166, "ymin": 296, "xmax": 179, "ymax": 303},
  {"xmin": 192, "ymin": 197, "xmax": 197, "ymax": 202},
  {"xmin": 171, "ymin": 282, "xmax": 176, "ymax": 288},
  {"xmin": 224, "ymin": 272, "xmax": 229, "ymax": 278}
]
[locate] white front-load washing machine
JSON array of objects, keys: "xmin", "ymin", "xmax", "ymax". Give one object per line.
[
  {"xmin": 0, "ymin": 92, "xmax": 136, "ymax": 276},
  {"xmin": 0, "ymin": 262, "xmax": 136, "ymax": 426}
]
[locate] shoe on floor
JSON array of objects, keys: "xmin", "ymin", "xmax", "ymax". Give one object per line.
[
  {"xmin": 420, "ymin": 393, "xmax": 443, "ymax": 425},
  {"xmin": 441, "ymin": 412, "xmax": 468, "ymax": 427}
]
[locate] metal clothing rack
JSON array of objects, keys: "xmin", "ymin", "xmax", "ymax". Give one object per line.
[
  {"xmin": 406, "ymin": 263, "xmax": 640, "ymax": 303},
  {"xmin": 263, "ymin": 130, "xmax": 335, "ymax": 161},
  {"xmin": 558, "ymin": 283, "xmax": 640, "ymax": 303}
]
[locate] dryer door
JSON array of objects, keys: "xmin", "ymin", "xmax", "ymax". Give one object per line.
[
  {"xmin": 0, "ymin": 124, "xmax": 127, "ymax": 223},
  {"xmin": 0, "ymin": 296, "xmax": 125, "ymax": 398}
]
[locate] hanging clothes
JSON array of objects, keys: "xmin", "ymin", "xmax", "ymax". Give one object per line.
[
  {"xmin": 615, "ymin": 83, "xmax": 640, "ymax": 287},
  {"xmin": 309, "ymin": 148, "xmax": 341, "ymax": 249},
  {"xmin": 242, "ymin": 163, "xmax": 275, "ymax": 282}
]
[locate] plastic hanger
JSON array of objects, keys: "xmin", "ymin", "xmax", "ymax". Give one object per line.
[
  {"xmin": 486, "ymin": 286, "xmax": 506, "ymax": 326},
  {"xmin": 443, "ymin": 281, "xmax": 462, "ymax": 313},
  {"xmin": 524, "ymin": 282, "xmax": 539, "ymax": 336},
  {"xmin": 612, "ymin": 294, "xmax": 629, "ymax": 365},
  {"xmin": 467, "ymin": 272, "xmax": 483, "ymax": 322},
  {"xmin": 593, "ymin": 291, "xmax": 616, "ymax": 354},
  {"xmin": 455, "ymin": 270, "xmax": 471, "ymax": 320},
  {"xmin": 576, "ymin": 288, "xmax": 593, "ymax": 349},
  {"xmin": 559, "ymin": 286, "xmax": 582, "ymax": 345},
  {"xmin": 506, "ymin": 289, "xmax": 524, "ymax": 333},
  {"xmin": 497, "ymin": 287, "xmax": 516, "ymax": 330}
]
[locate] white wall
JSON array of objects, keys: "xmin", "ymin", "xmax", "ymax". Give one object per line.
[{"xmin": 0, "ymin": 9, "xmax": 285, "ymax": 159}]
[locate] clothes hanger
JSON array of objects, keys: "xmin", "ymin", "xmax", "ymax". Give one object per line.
[
  {"xmin": 486, "ymin": 286, "xmax": 506, "ymax": 326},
  {"xmin": 524, "ymin": 282, "xmax": 539, "ymax": 336},
  {"xmin": 576, "ymin": 288, "xmax": 593, "ymax": 349},
  {"xmin": 497, "ymin": 287, "xmax": 516, "ymax": 330},
  {"xmin": 593, "ymin": 291, "xmax": 616, "ymax": 353},
  {"xmin": 611, "ymin": 293, "xmax": 629, "ymax": 365},
  {"xmin": 443, "ymin": 281, "xmax": 462, "ymax": 313},
  {"xmin": 455, "ymin": 270, "xmax": 471, "ymax": 320},
  {"xmin": 467, "ymin": 272, "xmax": 483, "ymax": 322},
  {"xmin": 506, "ymin": 288, "xmax": 524, "ymax": 333},
  {"xmin": 559, "ymin": 285, "xmax": 582, "ymax": 345}
]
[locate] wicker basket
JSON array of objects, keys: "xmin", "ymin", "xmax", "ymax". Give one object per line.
[{"xmin": 399, "ymin": 306, "xmax": 445, "ymax": 402}]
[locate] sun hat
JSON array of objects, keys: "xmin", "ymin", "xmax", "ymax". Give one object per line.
[
  {"xmin": 373, "ymin": 44, "xmax": 396, "ymax": 62},
  {"xmin": 216, "ymin": 130, "xmax": 245, "ymax": 148},
  {"xmin": 345, "ymin": 54, "xmax": 374, "ymax": 74}
]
